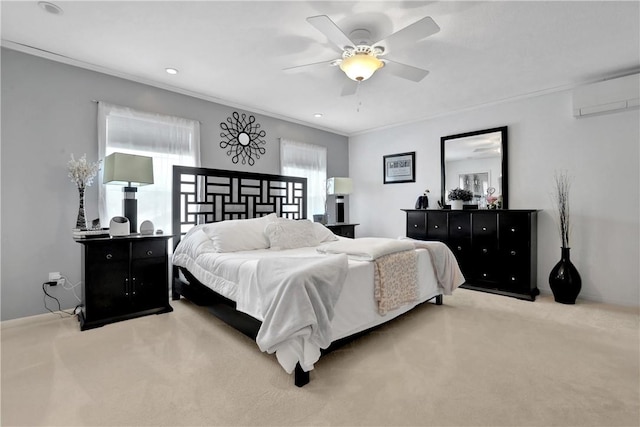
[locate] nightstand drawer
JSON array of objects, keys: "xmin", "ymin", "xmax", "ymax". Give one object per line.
[
  {"xmin": 86, "ymin": 242, "xmax": 128, "ymax": 262},
  {"xmin": 132, "ymin": 240, "xmax": 166, "ymax": 259}
]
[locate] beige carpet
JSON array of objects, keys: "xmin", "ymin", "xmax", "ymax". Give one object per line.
[{"xmin": 1, "ymin": 289, "xmax": 638, "ymax": 427}]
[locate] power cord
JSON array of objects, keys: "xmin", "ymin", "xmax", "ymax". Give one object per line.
[
  {"xmin": 60, "ymin": 275, "xmax": 82, "ymax": 303},
  {"xmin": 42, "ymin": 282, "xmax": 76, "ymax": 318}
]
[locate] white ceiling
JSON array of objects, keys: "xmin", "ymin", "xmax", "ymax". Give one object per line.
[{"xmin": 2, "ymin": 1, "xmax": 639, "ymax": 136}]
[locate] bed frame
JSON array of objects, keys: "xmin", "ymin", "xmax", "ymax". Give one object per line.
[{"xmin": 171, "ymin": 165, "xmax": 442, "ymax": 387}]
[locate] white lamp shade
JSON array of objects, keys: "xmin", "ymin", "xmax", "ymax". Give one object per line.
[
  {"xmin": 103, "ymin": 152, "xmax": 154, "ymax": 186},
  {"xmin": 327, "ymin": 177, "xmax": 353, "ymax": 195}
]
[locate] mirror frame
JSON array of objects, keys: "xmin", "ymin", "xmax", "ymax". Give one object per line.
[{"xmin": 440, "ymin": 126, "xmax": 508, "ymax": 209}]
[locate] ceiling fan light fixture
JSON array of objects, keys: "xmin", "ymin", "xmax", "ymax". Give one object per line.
[{"xmin": 339, "ymin": 53, "xmax": 384, "ymax": 82}]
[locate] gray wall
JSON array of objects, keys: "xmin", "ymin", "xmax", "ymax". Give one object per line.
[{"xmin": 1, "ymin": 48, "xmax": 349, "ymax": 320}]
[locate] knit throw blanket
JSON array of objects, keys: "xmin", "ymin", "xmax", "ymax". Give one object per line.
[{"xmin": 374, "ymin": 250, "xmax": 419, "ymax": 315}]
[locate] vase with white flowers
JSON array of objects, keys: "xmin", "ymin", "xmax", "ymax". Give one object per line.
[
  {"xmin": 447, "ymin": 188, "xmax": 473, "ymax": 210},
  {"xmin": 548, "ymin": 171, "xmax": 581, "ymax": 304},
  {"xmin": 68, "ymin": 154, "xmax": 101, "ymax": 230}
]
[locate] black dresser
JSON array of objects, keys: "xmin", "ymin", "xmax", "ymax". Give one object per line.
[{"xmin": 403, "ymin": 209, "xmax": 539, "ymax": 301}]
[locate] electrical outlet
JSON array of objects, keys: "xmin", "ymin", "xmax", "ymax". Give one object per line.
[{"xmin": 48, "ymin": 272, "xmax": 64, "ymax": 286}]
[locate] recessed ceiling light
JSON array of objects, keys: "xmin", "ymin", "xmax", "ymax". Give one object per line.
[
  {"xmin": 38, "ymin": 1, "xmax": 63, "ymax": 15},
  {"xmin": 314, "ymin": 113, "xmax": 323, "ymax": 118},
  {"xmin": 165, "ymin": 68, "xmax": 179, "ymax": 75}
]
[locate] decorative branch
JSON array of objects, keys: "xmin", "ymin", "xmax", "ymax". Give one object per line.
[{"xmin": 552, "ymin": 170, "xmax": 572, "ymax": 248}]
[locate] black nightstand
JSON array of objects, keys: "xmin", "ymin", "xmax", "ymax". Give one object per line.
[
  {"xmin": 75, "ymin": 234, "xmax": 173, "ymax": 330},
  {"xmin": 326, "ymin": 223, "xmax": 359, "ymax": 239}
]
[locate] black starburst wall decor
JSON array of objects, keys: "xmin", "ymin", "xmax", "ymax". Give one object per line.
[{"xmin": 219, "ymin": 111, "xmax": 267, "ymax": 166}]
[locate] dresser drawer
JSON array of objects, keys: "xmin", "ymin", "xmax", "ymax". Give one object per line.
[
  {"xmin": 500, "ymin": 246, "xmax": 528, "ymax": 261},
  {"xmin": 499, "ymin": 213, "xmax": 530, "ymax": 245},
  {"xmin": 448, "ymin": 239, "xmax": 471, "ymax": 275},
  {"xmin": 407, "ymin": 211, "xmax": 427, "ymax": 239},
  {"xmin": 426, "ymin": 212, "xmax": 448, "ymax": 239},
  {"xmin": 472, "ymin": 214, "xmax": 498, "ymax": 237},
  {"xmin": 499, "ymin": 269, "xmax": 531, "ymax": 293},
  {"xmin": 471, "ymin": 262, "xmax": 500, "ymax": 284},
  {"xmin": 449, "ymin": 212, "xmax": 471, "ymax": 238}
]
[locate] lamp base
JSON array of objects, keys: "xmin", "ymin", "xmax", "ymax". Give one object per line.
[
  {"xmin": 123, "ymin": 187, "xmax": 137, "ymax": 233},
  {"xmin": 335, "ymin": 196, "xmax": 345, "ymax": 223}
]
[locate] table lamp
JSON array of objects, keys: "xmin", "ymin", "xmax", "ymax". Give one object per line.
[
  {"xmin": 326, "ymin": 177, "xmax": 352, "ymax": 224},
  {"xmin": 103, "ymin": 152, "xmax": 154, "ymax": 233}
]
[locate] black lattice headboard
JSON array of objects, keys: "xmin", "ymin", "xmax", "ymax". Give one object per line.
[{"xmin": 172, "ymin": 166, "xmax": 307, "ymax": 239}]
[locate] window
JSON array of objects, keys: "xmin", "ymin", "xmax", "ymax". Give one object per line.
[
  {"xmin": 98, "ymin": 102, "xmax": 200, "ymax": 232},
  {"xmin": 280, "ymin": 139, "xmax": 327, "ymax": 220}
]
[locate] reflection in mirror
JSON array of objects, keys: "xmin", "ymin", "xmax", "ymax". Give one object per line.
[{"xmin": 441, "ymin": 126, "xmax": 508, "ymax": 209}]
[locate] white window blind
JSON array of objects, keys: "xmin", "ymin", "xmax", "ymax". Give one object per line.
[
  {"xmin": 280, "ymin": 138, "xmax": 327, "ymax": 219},
  {"xmin": 98, "ymin": 102, "xmax": 200, "ymax": 232}
]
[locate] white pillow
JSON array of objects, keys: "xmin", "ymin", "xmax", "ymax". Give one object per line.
[
  {"xmin": 264, "ymin": 218, "xmax": 320, "ymax": 250},
  {"xmin": 312, "ymin": 222, "xmax": 338, "ymax": 243},
  {"xmin": 204, "ymin": 213, "xmax": 277, "ymax": 252}
]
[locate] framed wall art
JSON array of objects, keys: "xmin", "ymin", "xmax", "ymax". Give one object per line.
[{"xmin": 383, "ymin": 151, "xmax": 415, "ymax": 184}]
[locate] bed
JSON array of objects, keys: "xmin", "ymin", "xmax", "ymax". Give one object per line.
[{"xmin": 171, "ymin": 166, "xmax": 464, "ymax": 387}]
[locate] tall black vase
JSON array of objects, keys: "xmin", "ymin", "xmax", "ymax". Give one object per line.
[{"xmin": 549, "ymin": 247, "xmax": 582, "ymax": 304}]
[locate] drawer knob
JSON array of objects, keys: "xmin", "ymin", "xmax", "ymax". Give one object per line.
[
  {"xmin": 482, "ymin": 227, "xmax": 487, "ymax": 231},
  {"xmin": 457, "ymin": 226, "xmax": 462, "ymax": 230},
  {"xmin": 511, "ymin": 276, "xmax": 517, "ymax": 281},
  {"xmin": 510, "ymin": 250, "xmax": 517, "ymax": 256},
  {"xmin": 434, "ymin": 225, "xmax": 439, "ymax": 229},
  {"xmin": 482, "ymin": 248, "xmax": 488, "ymax": 254},
  {"xmin": 511, "ymin": 228, "xmax": 516, "ymax": 232},
  {"xmin": 457, "ymin": 246, "xmax": 462, "ymax": 251},
  {"xmin": 146, "ymin": 250, "xmax": 153, "ymax": 256},
  {"xmin": 414, "ymin": 224, "xmax": 418, "ymax": 228},
  {"xmin": 106, "ymin": 254, "xmax": 113, "ymax": 260},
  {"xmin": 482, "ymin": 273, "xmax": 488, "ymax": 278}
]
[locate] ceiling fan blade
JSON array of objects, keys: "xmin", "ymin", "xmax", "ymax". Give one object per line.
[
  {"xmin": 340, "ymin": 80, "xmax": 359, "ymax": 97},
  {"xmin": 283, "ymin": 59, "xmax": 338, "ymax": 74},
  {"xmin": 307, "ymin": 15, "xmax": 354, "ymax": 51},
  {"xmin": 374, "ymin": 16, "xmax": 440, "ymax": 52},
  {"xmin": 382, "ymin": 59, "xmax": 430, "ymax": 82}
]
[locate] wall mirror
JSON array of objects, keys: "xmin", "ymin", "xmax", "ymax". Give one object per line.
[{"xmin": 440, "ymin": 126, "xmax": 508, "ymax": 209}]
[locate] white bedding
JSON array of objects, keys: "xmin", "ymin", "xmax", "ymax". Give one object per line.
[
  {"xmin": 251, "ymin": 254, "xmax": 348, "ymax": 373},
  {"xmin": 317, "ymin": 237, "xmax": 415, "ymax": 260},
  {"xmin": 173, "ymin": 244, "xmax": 444, "ymax": 360},
  {"xmin": 172, "ymin": 220, "xmax": 461, "ymax": 374}
]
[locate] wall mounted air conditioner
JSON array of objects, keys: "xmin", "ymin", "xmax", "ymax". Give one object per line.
[{"xmin": 572, "ymin": 73, "xmax": 639, "ymax": 118}]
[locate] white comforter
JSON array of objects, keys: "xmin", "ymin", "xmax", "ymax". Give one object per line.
[{"xmin": 248, "ymin": 255, "xmax": 348, "ymax": 373}]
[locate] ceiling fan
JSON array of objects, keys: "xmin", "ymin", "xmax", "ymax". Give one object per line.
[{"xmin": 284, "ymin": 14, "xmax": 440, "ymax": 95}]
